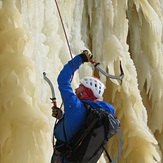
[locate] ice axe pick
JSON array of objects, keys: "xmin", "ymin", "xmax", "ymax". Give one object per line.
[{"xmin": 90, "ymin": 59, "xmax": 124, "ymax": 85}]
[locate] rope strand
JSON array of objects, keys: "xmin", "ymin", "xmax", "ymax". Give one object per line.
[
  {"xmin": 54, "ymin": 0, "xmax": 75, "ymax": 121},
  {"xmin": 54, "ymin": 0, "xmax": 73, "ymax": 59},
  {"xmin": 54, "ymin": 0, "xmax": 75, "ymax": 82}
]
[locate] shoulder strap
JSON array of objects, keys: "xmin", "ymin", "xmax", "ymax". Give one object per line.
[
  {"xmin": 82, "ymin": 102, "xmax": 92, "ymax": 112},
  {"xmin": 103, "ymin": 145, "xmax": 112, "ymax": 162}
]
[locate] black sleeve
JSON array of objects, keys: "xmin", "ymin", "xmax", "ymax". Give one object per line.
[{"xmin": 79, "ymin": 53, "xmax": 88, "ymax": 63}]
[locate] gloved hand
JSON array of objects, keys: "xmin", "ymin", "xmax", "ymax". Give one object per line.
[
  {"xmin": 52, "ymin": 106, "xmax": 63, "ymax": 119},
  {"xmin": 79, "ymin": 50, "xmax": 94, "ymax": 63}
]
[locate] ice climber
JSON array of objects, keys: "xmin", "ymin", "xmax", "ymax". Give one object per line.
[{"xmin": 51, "ymin": 50, "xmax": 115, "ymax": 163}]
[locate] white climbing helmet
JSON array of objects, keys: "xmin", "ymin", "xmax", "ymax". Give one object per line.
[{"xmin": 80, "ymin": 76, "xmax": 105, "ymax": 98}]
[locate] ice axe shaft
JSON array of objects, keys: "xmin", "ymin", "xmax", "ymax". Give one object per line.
[
  {"xmin": 91, "ymin": 60, "xmax": 124, "ymax": 84},
  {"xmin": 43, "ymin": 72, "xmax": 57, "ymax": 107}
]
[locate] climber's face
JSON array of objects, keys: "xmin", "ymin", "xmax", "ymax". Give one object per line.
[{"xmin": 75, "ymin": 84, "xmax": 88, "ymax": 100}]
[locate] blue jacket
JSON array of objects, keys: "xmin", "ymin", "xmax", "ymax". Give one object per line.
[{"xmin": 54, "ymin": 55, "xmax": 115, "ymax": 142}]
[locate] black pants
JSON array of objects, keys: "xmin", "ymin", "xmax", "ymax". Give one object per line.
[{"xmin": 51, "ymin": 150, "xmax": 67, "ymax": 163}]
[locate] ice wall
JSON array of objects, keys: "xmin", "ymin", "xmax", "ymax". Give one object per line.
[{"xmin": 0, "ymin": 0, "xmax": 163, "ymax": 163}]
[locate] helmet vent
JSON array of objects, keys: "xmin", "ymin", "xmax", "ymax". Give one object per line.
[{"xmin": 80, "ymin": 76, "xmax": 105, "ymax": 98}]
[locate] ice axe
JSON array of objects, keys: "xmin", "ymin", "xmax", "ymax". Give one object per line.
[
  {"xmin": 43, "ymin": 72, "xmax": 60, "ymax": 147},
  {"xmin": 90, "ymin": 59, "xmax": 124, "ymax": 85},
  {"xmin": 43, "ymin": 72, "xmax": 57, "ymax": 107}
]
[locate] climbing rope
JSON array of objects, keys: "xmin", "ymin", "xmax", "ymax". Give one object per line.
[
  {"xmin": 54, "ymin": 0, "xmax": 76, "ymax": 110},
  {"xmin": 54, "ymin": 0, "xmax": 73, "ymax": 60}
]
